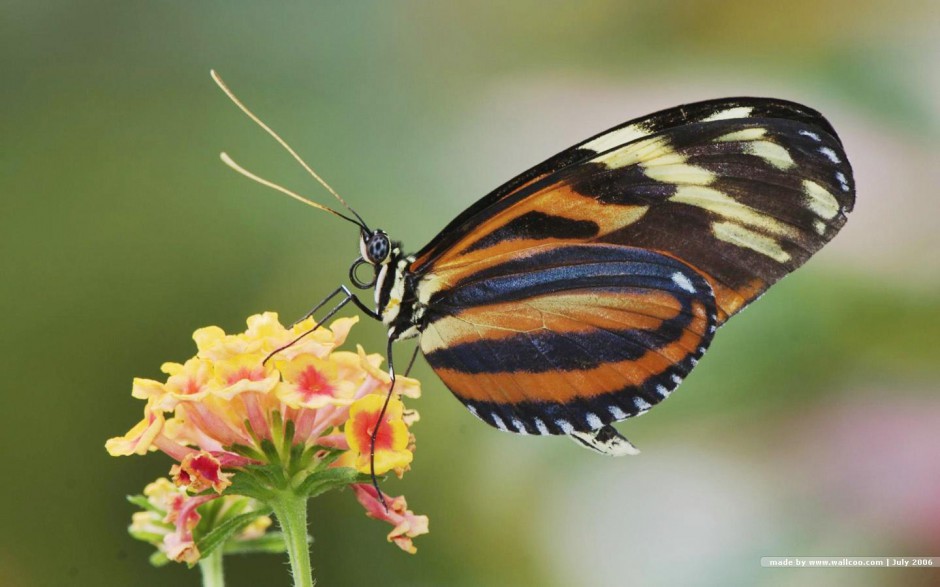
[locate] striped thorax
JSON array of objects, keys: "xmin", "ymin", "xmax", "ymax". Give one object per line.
[{"xmin": 357, "ymin": 229, "xmax": 423, "ymax": 341}]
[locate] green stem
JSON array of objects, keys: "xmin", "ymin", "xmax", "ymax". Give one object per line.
[
  {"xmin": 198, "ymin": 549, "xmax": 225, "ymax": 587},
  {"xmin": 270, "ymin": 491, "xmax": 313, "ymax": 587}
]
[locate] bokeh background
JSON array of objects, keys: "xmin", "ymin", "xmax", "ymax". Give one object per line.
[{"xmin": 2, "ymin": 2, "xmax": 938, "ymax": 586}]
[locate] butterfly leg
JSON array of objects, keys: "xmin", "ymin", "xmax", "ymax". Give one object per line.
[
  {"xmin": 289, "ymin": 285, "xmax": 347, "ymax": 327},
  {"xmin": 367, "ymin": 337, "xmax": 400, "ymax": 512},
  {"xmin": 265, "ymin": 285, "xmax": 380, "ymax": 364},
  {"xmin": 402, "ymin": 345, "xmax": 420, "ymax": 377},
  {"xmin": 569, "ymin": 425, "xmax": 640, "ymax": 457},
  {"xmin": 291, "ymin": 285, "xmax": 380, "ymax": 327}
]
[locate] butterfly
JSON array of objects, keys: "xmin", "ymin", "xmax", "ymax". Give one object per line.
[{"xmin": 213, "ymin": 72, "xmax": 855, "ymax": 457}]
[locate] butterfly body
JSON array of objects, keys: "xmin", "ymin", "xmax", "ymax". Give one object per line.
[{"xmin": 354, "ymin": 97, "xmax": 854, "ymax": 453}]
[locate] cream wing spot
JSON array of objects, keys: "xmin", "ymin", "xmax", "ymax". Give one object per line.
[
  {"xmin": 714, "ymin": 126, "xmax": 794, "ymax": 169},
  {"xmin": 581, "ymin": 123, "xmax": 650, "ymax": 153},
  {"xmin": 586, "ymin": 412, "xmax": 603, "ymax": 429},
  {"xmin": 556, "ymin": 419, "xmax": 575, "ymax": 434},
  {"xmin": 466, "ymin": 404, "xmax": 485, "ymax": 423},
  {"xmin": 534, "ymin": 418, "xmax": 549, "ymax": 435},
  {"xmin": 671, "ymin": 271, "xmax": 696, "ymax": 294},
  {"xmin": 818, "ymin": 146, "xmax": 841, "ymax": 163},
  {"xmin": 669, "ymin": 186, "xmax": 796, "ymax": 237},
  {"xmin": 744, "ymin": 140, "xmax": 795, "ymax": 170},
  {"xmin": 701, "ymin": 106, "xmax": 753, "ymax": 122},
  {"xmin": 802, "ymin": 180, "xmax": 840, "ymax": 219},
  {"xmin": 835, "ymin": 171, "xmax": 851, "ymax": 192},
  {"xmin": 716, "ymin": 127, "xmax": 767, "ymax": 142},
  {"xmin": 799, "ymin": 129, "xmax": 821, "ymax": 141},
  {"xmin": 641, "ymin": 153, "xmax": 716, "ymax": 185},
  {"xmin": 712, "ymin": 221, "xmax": 791, "ymax": 263},
  {"xmin": 594, "ymin": 135, "xmax": 673, "ymax": 170}
]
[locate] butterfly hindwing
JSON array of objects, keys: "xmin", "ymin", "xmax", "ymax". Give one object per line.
[{"xmin": 418, "ymin": 244, "xmax": 717, "ymax": 435}]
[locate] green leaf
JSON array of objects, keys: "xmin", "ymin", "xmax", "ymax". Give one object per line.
[
  {"xmin": 194, "ymin": 506, "xmax": 273, "ymax": 561},
  {"xmin": 295, "ymin": 467, "xmax": 372, "ymax": 498},
  {"xmin": 227, "ymin": 468, "xmax": 276, "ymax": 500},
  {"xmin": 282, "ymin": 419, "xmax": 296, "ymax": 458},
  {"xmin": 222, "ymin": 532, "xmax": 290, "ymax": 555}
]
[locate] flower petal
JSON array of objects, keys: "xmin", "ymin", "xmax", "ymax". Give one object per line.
[
  {"xmin": 344, "ymin": 394, "xmax": 413, "ymax": 475},
  {"xmin": 352, "ymin": 484, "xmax": 429, "ymax": 554},
  {"xmin": 170, "ymin": 451, "xmax": 233, "ymax": 494},
  {"xmin": 106, "ymin": 403, "xmax": 165, "ymax": 456}
]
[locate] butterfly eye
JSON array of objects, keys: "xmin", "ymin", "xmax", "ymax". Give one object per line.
[{"xmin": 366, "ymin": 232, "xmax": 391, "ymax": 264}]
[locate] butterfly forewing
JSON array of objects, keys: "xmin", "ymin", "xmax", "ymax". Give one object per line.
[
  {"xmin": 412, "ymin": 99, "xmax": 854, "ymax": 322},
  {"xmin": 409, "ymin": 97, "xmax": 849, "ymax": 277}
]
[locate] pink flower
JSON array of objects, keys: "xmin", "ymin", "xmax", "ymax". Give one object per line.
[{"xmin": 352, "ymin": 484, "xmax": 429, "ymax": 554}]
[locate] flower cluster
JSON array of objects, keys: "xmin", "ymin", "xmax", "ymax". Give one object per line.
[
  {"xmin": 107, "ymin": 313, "xmax": 428, "ymax": 561},
  {"xmin": 129, "ymin": 478, "xmax": 275, "ymax": 565}
]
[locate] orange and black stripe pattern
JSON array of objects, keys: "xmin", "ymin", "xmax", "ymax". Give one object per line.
[
  {"xmin": 418, "ymin": 244, "xmax": 716, "ymax": 434},
  {"xmin": 375, "ymin": 97, "xmax": 854, "ymax": 440}
]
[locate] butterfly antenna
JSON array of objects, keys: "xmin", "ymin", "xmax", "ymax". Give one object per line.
[
  {"xmin": 220, "ymin": 153, "xmax": 362, "ymax": 225},
  {"xmin": 211, "ymin": 69, "xmax": 370, "ymax": 230}
]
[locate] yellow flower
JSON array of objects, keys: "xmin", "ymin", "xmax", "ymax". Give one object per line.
[
  {"xmin": 104, "ymin": 401, "xmax": 164, "ymax": 456},
  {"xmin": 343, "ymin": 394, "xmax": 413, "ymax": 475},
  {"xmin": 275, "ymin": 354, "xmax": 357, "ymax": 409}
]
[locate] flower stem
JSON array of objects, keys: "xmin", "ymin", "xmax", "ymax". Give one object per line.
[
  {"xmin": 198, "ymin": 549, "xmax": 225, "ymax": 587},
  {"xmin": 270, "ymin": 491, "xmax": 313, "ymax": 587}
]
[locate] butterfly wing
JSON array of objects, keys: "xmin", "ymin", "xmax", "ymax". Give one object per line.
[
  {"xmin": 419, "ymin": 244, "xmax": 717, "ymax": 435},
  {"xmin": 411, "ymin": 98, "xmax": 854, "ymax": 321},
  {"xmin": 409, "ymin": 98, "xmax": 854, "ymax": 436}
]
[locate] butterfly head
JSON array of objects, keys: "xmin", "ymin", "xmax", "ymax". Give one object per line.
[
  {"xmin": 360, "ymin": 228, "xmax": 392, "ymax": 265},
  {"xmin": 350, "ymin": 228, "xmax": 401, "ymax": 291}
]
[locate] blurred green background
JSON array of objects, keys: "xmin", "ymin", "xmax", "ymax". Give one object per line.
[{"xmin": 2, "ymin": 1, "xmax": 938, "ymax": 586}]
